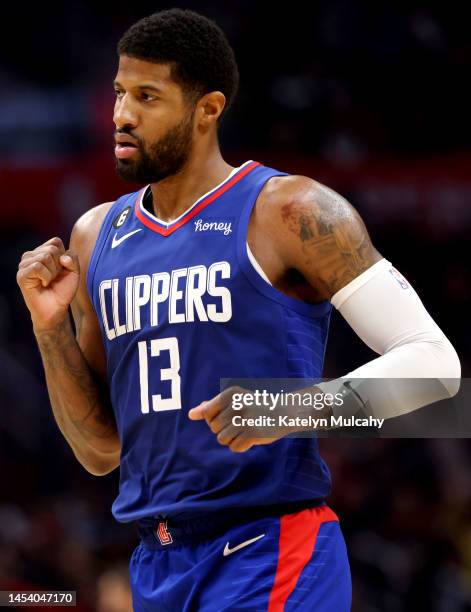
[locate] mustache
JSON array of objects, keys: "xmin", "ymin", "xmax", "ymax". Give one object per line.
[{"xmin": 114, "ymin": 130, "xmax": 143, "ymax": 146}]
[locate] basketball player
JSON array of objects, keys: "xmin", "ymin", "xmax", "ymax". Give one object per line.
[{"xmin": 17, "ymin": 9, "xmax": 460, "ymax": 611}]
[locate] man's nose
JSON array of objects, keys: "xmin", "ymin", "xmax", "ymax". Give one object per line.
[{"xmin": 113, "ymin": 94, "xmax": 139, "ymax": 130}]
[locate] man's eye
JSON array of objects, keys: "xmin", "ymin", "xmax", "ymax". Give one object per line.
[
  {"xmin": 141, "ymin": 93, "xmax": 156, "ymax": 102},
  {"xmin": 114, "ymin": 90, "xmax": 124, "ymax": 98}
]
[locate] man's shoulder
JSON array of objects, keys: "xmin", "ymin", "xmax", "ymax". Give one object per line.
[
  {"xmin": 73, "ymin": 201, "xmax": 115, "ymax": 237},
  {"xmin": 257, "ymin": 173, "xmax": 335, "ymax": 212},
  {"xmin": 72, "ymin": 187, "xmax": 142, "ymax": 238},
  {"xmin": 260, "ymin": 173, "xmax": 315, "ymax": 200},
  {"xmin": 69, "ymin": 201, "xmax": 115, "ymax": 267},
  {"xmin": 255, "ymin": 173, "xmax": 349, "ymax": 229}
]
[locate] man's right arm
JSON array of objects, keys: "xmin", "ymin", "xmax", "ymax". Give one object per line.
[{"xmin": 17, "ymin": 203, "xmax": 121, "ymax": 476}]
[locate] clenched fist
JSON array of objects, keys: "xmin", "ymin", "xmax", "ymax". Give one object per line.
[{"xmin": 17, "ymin": 237, "xmax": 80, "ymax": 332}]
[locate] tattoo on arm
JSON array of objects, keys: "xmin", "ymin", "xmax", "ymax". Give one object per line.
[
  {"xmin": 36, "ymin": 318, "xmax": 117, "ymax": 443},
  {"xmin": 281, "ymin": 183, "xmax": 381, "ymax": 297}
]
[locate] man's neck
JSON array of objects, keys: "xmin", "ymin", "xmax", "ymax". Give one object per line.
[{"xmin": 149, "ymin": 152, "xmax": 235, "ymax": 222}]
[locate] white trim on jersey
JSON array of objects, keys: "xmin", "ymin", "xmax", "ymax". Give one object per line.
[{"xmin": 246, "ymin": 243, "xmax": 272, "ymax": 285}]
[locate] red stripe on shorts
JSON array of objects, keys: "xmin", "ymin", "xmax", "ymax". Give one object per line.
[{"xmin": 267, "ymin": 505, "xmax": 339, "ymax": 612}]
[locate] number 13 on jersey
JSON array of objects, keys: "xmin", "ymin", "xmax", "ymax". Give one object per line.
[{"xmin": 138, "ymin": 337, "xmax": 182, "ymax": 413}]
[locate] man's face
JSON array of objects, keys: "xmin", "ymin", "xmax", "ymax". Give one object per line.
[{"xmin": 113, "ymin": 56, "xmax": 196, "ymax": 183}]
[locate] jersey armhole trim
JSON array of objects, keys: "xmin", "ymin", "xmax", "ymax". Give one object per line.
[
  {"xmin": 236, "ymin": 171, "xmax": 332, "ymax": 319},
  {"xmin": 246, "ymin": 243, "xmax": 272, "ymax": 284},
  {"xmin": 85, "ymin": 193, "xmax": 136, "ymax": 302}
]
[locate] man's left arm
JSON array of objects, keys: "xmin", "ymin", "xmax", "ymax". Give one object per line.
[
  {"xmin": 274, "ymin": 176, "xmax": 461, "ymax": 415},
  {"xmin": 190, "ymin": 176, "xmax": 461, "ymax": 449}
]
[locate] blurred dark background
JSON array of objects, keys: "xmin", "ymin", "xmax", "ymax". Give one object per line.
[{"xmin": 1, "ymin": 2, "xmax": 470, "ymax": 610}]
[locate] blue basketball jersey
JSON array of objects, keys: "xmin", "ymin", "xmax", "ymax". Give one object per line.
[{"xmin": 87, "ymin": 160, "xmax": 333, "ymax": 523}]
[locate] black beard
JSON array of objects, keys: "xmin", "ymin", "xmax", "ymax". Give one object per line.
[{"xmin": 115, "ymin": 111, "xmax": 194, "ymax": 184}]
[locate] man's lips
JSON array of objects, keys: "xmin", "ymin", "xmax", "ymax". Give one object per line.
[
  {"xmin": 115, "ymin": 143, "xmax": 138, "ymax": 159},
  {"xmin": 114, "ymin": 134, "xmax": 139, "ymax": 159}
]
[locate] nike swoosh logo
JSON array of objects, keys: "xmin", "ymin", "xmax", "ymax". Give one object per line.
[
  {"xmin": 111, "ymin": 229, "xmax": 142, "ymax": 249},
  {"xmin": 223, "ymin": 533, "xmax": 265, "ymax": 557}
]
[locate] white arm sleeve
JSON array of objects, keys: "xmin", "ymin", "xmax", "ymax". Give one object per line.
[{"xmin": 319, "ymin": 259, "xmax": 461, "ymax": 419}]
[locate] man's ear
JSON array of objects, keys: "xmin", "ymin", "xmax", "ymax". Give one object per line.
[{"xmin": 196, "ymin": 91, "xmax": 226, "ymax": 128}]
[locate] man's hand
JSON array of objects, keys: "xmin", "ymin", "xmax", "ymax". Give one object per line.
[
  {"xmin": 188, "ymin": 386, "xmax": 334, "ymax": 452},
  {"xmin": 17, "ymin": 237, "xmax": 80, "ymax": 332},
  {"xmin": 188, "ymin": 386, "xmax": 284, "ymax": 453}
]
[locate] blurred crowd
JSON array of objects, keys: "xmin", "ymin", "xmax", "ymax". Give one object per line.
[
  {"xmin": 0, "ymin": 1, "xmax": 470, "ymax": 161},
  {"xmin": 1, "ymin": 1, "xmax": 470, "ymax": 611}
]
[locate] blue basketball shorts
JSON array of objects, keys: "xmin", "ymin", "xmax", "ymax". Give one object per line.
[{"xmin": 129, "ymin": 505, "xmax": 352, "ymax": 611}]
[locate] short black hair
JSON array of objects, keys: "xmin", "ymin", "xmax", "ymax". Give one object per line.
[{"xmin": 117, "ymin": 9, "xmax": 239, "ymax": 124}]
